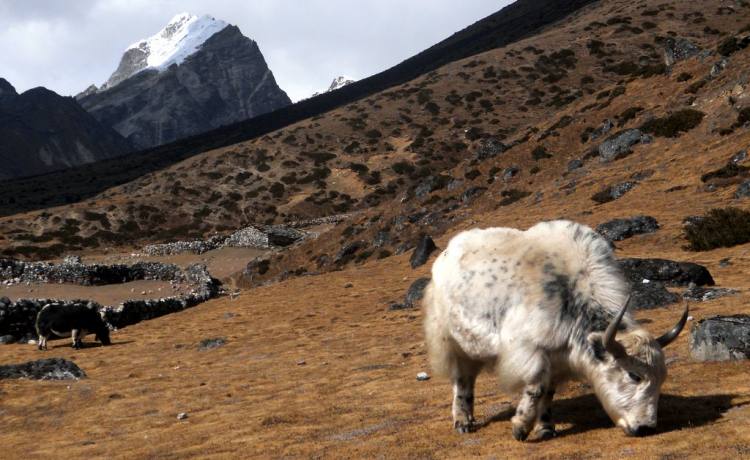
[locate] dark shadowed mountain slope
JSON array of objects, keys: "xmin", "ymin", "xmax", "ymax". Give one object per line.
[
  {"xmin": 0, "ymin": 0, "xmax": 596, "ymax": 216},
  {"xmin": 0, "ymin": 79, "xmax": 131, "ymax": 181}
]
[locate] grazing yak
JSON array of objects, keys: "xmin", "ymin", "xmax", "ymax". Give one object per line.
[
  {"xmin": 423, "ymin": 220, "xmax": 687, "ymax": 441},
  {"xmin": 36, "ymin": 303, "xmax": 112, "ymax": 350}
]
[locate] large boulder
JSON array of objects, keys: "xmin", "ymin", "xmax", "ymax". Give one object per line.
[
  {"xmin": 596, "ymin": 216, "xmax": 659, "ymax": 241},
  {"xmin": 405, "ymin": 278, "xmax": 431, "ymax": 307},
  {"xmin": 264, "ymin": 226, "xmax": 305, "ymax": 247},
  {"xmin": 629, "ymin": 282, "xmax": 680, "ymax": 310},
  {"xmin": 597, "ymin": 129, "xmax": 652, "ymax": 162},
  {"xmin": 410, "ymin": 235, "xmax": 437, "ymax": 268},
  {"xmin": 690, "ymin": 315, "xmax": 750, "ymax": 361},
  {"xmin": 0, "ymin": 358, "xmax": 86, "ymax": 380},
  {"xmin": 619, "ymin": 258, "xmax": 715, "ymax": 287}
]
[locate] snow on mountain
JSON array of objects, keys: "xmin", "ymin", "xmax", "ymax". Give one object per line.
[
  {"xmin": 128, "ymin": 13, "xmax": 228, "ymax": 70},
  {"xmin": 311, "ymin": 75, "xmax": 356, "ymax": 97},
  {"xmin": 97, "ymin": 13, "xmax": 228, "ymax": 90}
]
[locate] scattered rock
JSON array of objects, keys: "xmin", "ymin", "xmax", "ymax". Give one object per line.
[
  {"xmin": 198, "ymin": 337, "xmax": 227, "ymax": 351},
  {"xmin": 461, "ymin": 186, "xmax": 487, "ymax": 203},
  {"xmin": 567, "ymin": 159, "xmax": 584, "ymax": 171},
  {"xmin": 475, "ymin": 137, "xmax": 507, "ymax": 161},
  {"xmin": 373, "ymin": 231, "xmax": 391, "ymax": 248},
  {"xmin": 244, "ymin": 257, "xmax": 270, "ymax": 281},
  {"xmin": 690, "ymin": 315, "xmax": 750, "ymax": 361},
  {"xmin": 663, "ymin": 37, "xmax": 701, "ymax": 66},
  {"xmin": 388, "ymin": 303, "xmax": 408, "ymax": 311},
  {"xmin": 596, "ymin": 216, "xmax": 659, "ymax": 241},
  {"xmin": 0, "ymin": 358, "xmax": 86, "ymax": 380},
  {"xmin": 404, "ymin": 278, "xmax": 431, "ymax": 308},
  {"xmin": 0, "ymin": 335, "xmax": 16, "ymax": 344},
  {"xmin": 335, "ymin": 241, "xmax": 367, "ymax": 264},
  {"xmin": 410, "ymin": 235, "xmax": 437, "ymax": 268},
  {"xmin": 682, "ymin": 286, "xmax": 737, "ymax": 302},
  {"xmin": 730, "ymin": 149, "xmax": 748, "ymax": 165},
  {"xmin": 591, "ymin": 181, "xmax": 637, "ymax": 204},
  {"xmin": 589, "ymin": 119, "xmax": 614, "ymax": 141},
  {"xmin": 710, "ymin": 58, "xmax": 729, "ymax": 78},
  {"xmin": 735, "ymin": 180, "xmax": 750, "ymax": 198},
  {"xmin": 619, "ymin": 258, "xmax": 715, "ymax": 287},
  {"xmin": 598, "ymin": 129, "xmax": 652, "ymax": 163},
  {"xmin": 177, "ymin": 412, "xmax": 189, "ymax": 420},
  {"xmin": 296, "ymin": 359, "xmax": 306, "ymax": 366},
  {"xmin": 416, "ymin": 372, "xmax": 430, "ymax": 381},
  {"xmin": 629, "ymin": 282, "xmax": 680, "ymax": 310},
  {"xmin": 344, "ymin": 282, "xmax": 354, "ymax": 289},
  {"xmin": 503, "ymin": 166, "xmax": 520, "ymax": 181},
  {"xmin": 719, "ymin": 258, "xmax": 732, "ymax": 267}
]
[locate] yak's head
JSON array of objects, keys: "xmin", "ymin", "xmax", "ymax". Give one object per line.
[{"xmin": 586, "ymin": 297, "xmax": 688, "ymax": 436}]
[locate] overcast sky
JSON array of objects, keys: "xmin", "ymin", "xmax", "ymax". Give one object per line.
[{"xmin": 0, "ymin": 0, "xmax": 508, "ymax": 102}]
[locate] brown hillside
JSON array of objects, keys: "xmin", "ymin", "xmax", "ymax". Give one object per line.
[{"xmin": 2, "ymin": 1, "xmax": 750, "ymax": 458}]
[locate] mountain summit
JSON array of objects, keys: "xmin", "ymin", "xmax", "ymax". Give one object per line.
[
  {"xmin": 102, "ymin": 13, "xmax": 228, "ymax": 90},
  {"xmin": 312, "ymin": 75, "xmax": 356, "ymax": 97},
  {"xmin": 78, "ymin": 13, "xmax": 290, "ymax": 150}
]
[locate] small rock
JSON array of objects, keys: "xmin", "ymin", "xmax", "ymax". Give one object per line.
[
  {"xmin": 663, "ymin": 37, "xmax": 701, "ymax": 66},
  {"xmin": 567, "ymin": 159, "xmax": 584, "ymax": 171},
  {"xmin": 198, "ymin": 338, "xmax": 226, "ymax": 351},
  {"xmin": 416, "ymin": 372, "xmax": 430, "ymax": 381},
  {"xmin": 730, "ymin": 149, "xmax": 748, "ymax": 165},
  {"xmin": 719, "ymin": 258, "xmax": 731, "ymax": 267},
  {"xmin": 388, "ymin": 303, "xmax": 408, "ymax": 311},
  {"xmin": 404, "ymin": 278, "xmax": 431, "ymax": 308},
  {"xmin": 296, "ymin": 359, "xmax": 306, "ymax": 366},
  {"xmin": 0, "ymin": 335, "xmax": 16, "ymax": 344},
  {"xmin": 474, "ymin": 137, "xmax": 507, "ymax": 161},
  {"xmin": 690, "ymin": 315, "xmax": 750, "ymax": 361},
  {"xmin": 710, "ymin": 58, "xmax": 728, "ymax": 78},
  {"xmin": 177, "ymin": 412, "xmax": 188, "ymax": 420},
  {"xmin": 344, "ymin": 282, "xmax": 354, "ymax": 288},
  {"xmin": 735, "ymin": 179, "xmax": 750, "ymax": 199},
  {"xmin": 682, "ymin": 286, "xmax": 737, "ymax": 302},
  {"xmin": 629, "ymin": 282, "xmax": 680, "ymax": 310}
]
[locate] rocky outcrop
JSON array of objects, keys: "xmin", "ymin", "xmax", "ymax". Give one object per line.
[
  {"xmin": 597, "ymin": 129, "xmax": 652, "ymax": 162},
  {"xmin": 619, "ymin": 258, "xmax": 715, "ymax": 287},
  {"xmin": 410, "ymin": 235, "xmax": 437, "ymax": 268},
  {"xmin": 0, "ymin": 78, "xmax": 131, "ymax": 181},
  {"xmin": 690, "ymin": 315, "xmax": 750, "ymax": 361},
  {"xmin": 629, "ymin": 282, "xmax": 679, "ymax": 310},
  {"xmin": 596, "ymin": 216, "xmax": 659, "ymax": 241},
  {"xmin": 0, "ymin": 358, "xmax": 86, "ymax": 380},
  {"xmin": 78, "ymin": 24, "xmax": 290, "ymax": 150}
]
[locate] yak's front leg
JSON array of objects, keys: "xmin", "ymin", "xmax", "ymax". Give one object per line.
[
  {"xmin": 535, "ymin": 385, "xmax": 557, "ymax": 440},
  {"xmin": 510, "ymin": 351, "xmax": 550, "ymax": 441},
  {"xmin": 452, "ymin": 373, "xmax": 478, "ymax": 433},
  {"xmin": 71, "ymin": 329, "xmax": 81, "ymax": 349}
]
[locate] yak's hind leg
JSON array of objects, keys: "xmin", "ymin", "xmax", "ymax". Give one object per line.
[
  {"xmin": 510, "ymin": 350, "xmax": 551, "ymax": 441},
  {"xmin": 451, "ymin": 357, "xmax": 483, "ymax": 433}
]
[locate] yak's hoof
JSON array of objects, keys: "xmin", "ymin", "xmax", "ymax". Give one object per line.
[
  {"xmin": 512, "ymin": 424, "xmax": 530, "ymax": 441},
  {"xmin": 72, "ymin": 343, "xmax": 81, "ymax": 349},
  {"xmin": 537, "ymin": 427, "xmax": 557, "ymax": 441},
  {"xmin": 454, "ymin": 419, "xmax": 476, "ymax": 434}
]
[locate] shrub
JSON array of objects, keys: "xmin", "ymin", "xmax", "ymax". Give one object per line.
[
  {"xmin": 640, "ymin": 109, "xmax": 704, "ymax": 137},
  {"xmin": 498, "ymin": 189, "xmax": 531, "ymax": 206},
  {"xmin": 684, "ymin": 207, "xmax": 750, "ymax": 250},
  {"xmin": 532, "ymin": 146, "xmax": 552, "ymax": 160}
]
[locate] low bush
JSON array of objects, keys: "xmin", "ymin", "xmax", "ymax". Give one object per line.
[
  {"xmin": 684, "ymin": 207, "xmax": 750, "ymax": 250},
  {"xmin": 640, "ymin": 109, "xmax": 704, "ymax": 137}
]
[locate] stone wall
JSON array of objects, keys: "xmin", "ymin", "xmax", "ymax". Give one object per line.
[{"xmin": 0, "ymin": 261, "xmax": 219, "ymax": 343}]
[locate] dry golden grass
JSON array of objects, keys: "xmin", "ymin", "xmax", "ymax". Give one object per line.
[{"xmin": 1, "ymin": 240, "xmax": 749, "ymax": 458}]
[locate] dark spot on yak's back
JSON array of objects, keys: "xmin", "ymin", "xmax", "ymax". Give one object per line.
[{"xmin": 543, "ymin": 262, "xmax": 555, "ymax": 274}]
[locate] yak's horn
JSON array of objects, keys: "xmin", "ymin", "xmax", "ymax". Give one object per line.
[
  {"xmin": 603, "ymin": 294, "xmax": 631, "ymax": 352},
  {"xmin": 656, "ymin": 300, "xmax": 689, "ymax": 348}
]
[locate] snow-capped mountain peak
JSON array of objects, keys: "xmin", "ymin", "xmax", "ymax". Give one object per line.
[
  {"xmin": 99, "ymin": 13, "xmax": 228, "ymax": 90},
  {"xmin": 311, "ymin": 75, "xmax": 356, "ymax": 98},
  {"xmin": 128, "ymin": 13, "xmax": 228, "ymax": 70}
]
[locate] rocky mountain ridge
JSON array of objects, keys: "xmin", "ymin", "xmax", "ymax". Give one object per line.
[{"xmin": 0, "ymin": 78, "xmax": 132, "ymax": 181}]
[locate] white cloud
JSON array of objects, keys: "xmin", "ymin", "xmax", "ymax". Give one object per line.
[{"xmin": 0, "ymin": 0, "xmax": 508, "ymax": 101}]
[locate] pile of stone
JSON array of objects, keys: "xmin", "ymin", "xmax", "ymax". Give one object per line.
[
  {"xmin": 0, "ymin": 262, "xmax": 219, "ymax": 343},
  {"xmin": 143, "ymin": 235, "xmax": 226, "ymax": 256},
  {"xmin": 286, "ymin": 213, "xmax": 355, "ymax": 228}
]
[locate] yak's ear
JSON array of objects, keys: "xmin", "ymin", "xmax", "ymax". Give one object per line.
[{"xmin": 587, "ymin": 333, "xmax": 608, "ymax": 362}]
